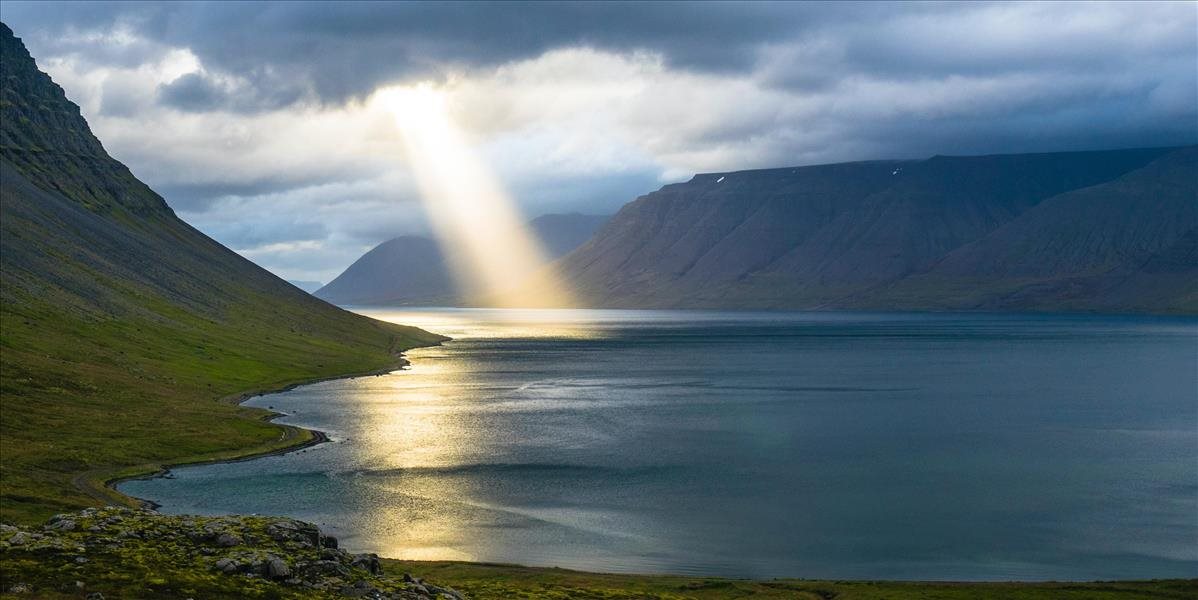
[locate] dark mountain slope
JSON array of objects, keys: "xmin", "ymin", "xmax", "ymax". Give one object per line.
[
  {"xmin": 557, "ymin": 162, "xmax": 905, "ymax": 305},
  {"xmin": 529, "ymin": 212, "xmax": 610, "ymax": 257},
  {"xmin": 552, "ymin": 146, "xmax": 1190, "ymax": 311},
  {"xmin": 0, "ymin": 23, "xmax": 443, "ymax": 523},
  {"xmin": 316, "ymin": 212, "xmax": 608, "ymax": 306},
  {"xmin": 877, "ymin": 147, "xmax": 1198, "ymax": 311},
  {"xmin": 315, "ymin": 236, "xmax": 454, "ymax": 305}
]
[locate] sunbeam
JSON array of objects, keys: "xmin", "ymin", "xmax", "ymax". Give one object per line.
[{"xmin": 374, "ymin": 84, "xmax": 572, "ymax": 307}]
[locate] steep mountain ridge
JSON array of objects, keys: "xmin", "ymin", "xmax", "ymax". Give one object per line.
[
  {"xmin": 0, "ymin": 23, "xmax": 443, "ymax": 522},
  {"xmin": 551, "ymin": 146, "xmax": 1194, "ymax": 311}
]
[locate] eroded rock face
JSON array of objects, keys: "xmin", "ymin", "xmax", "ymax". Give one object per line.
[{"xmin": 0, "ymin": 508, "xmax": 466, "ymax": 600}]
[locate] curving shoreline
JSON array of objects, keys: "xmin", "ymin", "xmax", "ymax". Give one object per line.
[{"xmin": 82, "ymin": 345, "xmax": 441, "ymax": 512}]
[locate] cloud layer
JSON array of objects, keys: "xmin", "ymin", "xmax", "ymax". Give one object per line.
[{"xmin": 3, "ymin": 1, "xmax": 1194, "ymax": 282}]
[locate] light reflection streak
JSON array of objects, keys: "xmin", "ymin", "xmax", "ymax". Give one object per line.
[
  {"xmin": 336, "ymin": 308, "xmax": 619, "ymax": 560},
  {"xmin": 372, "ymin": 85, "xmax": 574, "ymax": 307}
]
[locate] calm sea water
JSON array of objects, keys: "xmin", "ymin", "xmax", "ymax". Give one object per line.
[{"xmin": 120, "ymin": 309, "xmax": 1198, "ymax": 580}]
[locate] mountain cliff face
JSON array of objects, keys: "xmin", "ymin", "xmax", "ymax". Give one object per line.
[
  {"xmin": 552, "ymin": 147, "xmax": 1195, "ymax": 312},
  {"xmin": 315, "ymin": 213, "xmax": 608, "ymax": 305},
  {"xmin": 0, "ymin": 23, "xmax": 442, "ymax": 522}
]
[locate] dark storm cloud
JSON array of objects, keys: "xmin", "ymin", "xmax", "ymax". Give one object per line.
[
  {"xmin": 157, "ymin": 72, "xmax": 225, "ymax": 112},
  {"xmin": 5, "ymin": 2, "xmax": 1193, "ymax": 142},
  {"xmin": 156, "ymin": 71, "xmax": 304, "ymax": 113},
  {"xmin": 2, "ymin": 1, "xmax": 1194, "ymax": 280},
  {"xmin": 1, "ymin": 1, "xmax": 958, "ymax": 104}
]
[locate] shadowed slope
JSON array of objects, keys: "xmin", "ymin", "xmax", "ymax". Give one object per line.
[
  {"xmin": 551, "ymin": 146, "xmax": 1193, "ymax": 312},
  {"xmin": 876, "ymin": 147, "xmax": 1198, "ymax": 311},
  {"xmin": 0, "ymin": 23, "xmax": 444, "ymax": 523}
]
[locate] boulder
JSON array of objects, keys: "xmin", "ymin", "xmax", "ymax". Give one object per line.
[
  {"xmin": 351, "ymin": 553, "xmax": 382, "ymax": 575},
  {"xmin": 46, "ymin": 519, "xmax": 76, "ymax": 531},
  {"xmin": 215, "ymin": 533, "xmax": 241, "ymax": 547},
  {"xmin": 214, "ymin": 558, "xmax": 239, "ymax": 574},
  {"xmin": 267, "ymin": 557, "xmax": 290, "ymax": 579}
]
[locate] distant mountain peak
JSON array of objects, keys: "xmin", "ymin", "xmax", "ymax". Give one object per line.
[{"xmin": 316, "ymin": 213, "xmax": 611, "ymax": 306}]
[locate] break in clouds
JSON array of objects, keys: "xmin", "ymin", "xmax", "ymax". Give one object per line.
[{"xmin": 3, "ymin": 1, "xmax": 1195, "ymax": 281}]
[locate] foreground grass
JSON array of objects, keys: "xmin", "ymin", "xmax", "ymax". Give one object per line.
[{"xmin": 393, "ymin": 561, "xmax": 1198, "ymax": 600}]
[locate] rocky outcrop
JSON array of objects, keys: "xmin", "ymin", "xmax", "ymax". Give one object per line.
[{"xmin": 0, "ymin": 507, "xmax": 466, "ymax": 600}]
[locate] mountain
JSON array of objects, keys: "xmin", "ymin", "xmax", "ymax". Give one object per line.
[
  {"xmin": 286, "ymin": 280, "xmax": 325, "ymax": 293},
  {"xmin": 0, "ymin": 23, "xmax": 444, "ymax": 523},
  {"xmin": 315, "ymin": 212, "xmax": 609, "ymax": 305},
  {"xmin": 550, "ymin": 147, "xmax": 1196, "ymax": 312},
  {"xmin": 315, "ymin": 236, "xmax": 455, "ymax": 305}
]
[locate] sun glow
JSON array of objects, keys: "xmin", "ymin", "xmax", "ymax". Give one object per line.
[{"xmin": 374, "ymin": 84, "xmax": 572, "ymax": 307}]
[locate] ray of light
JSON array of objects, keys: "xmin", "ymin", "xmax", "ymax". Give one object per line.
[{"xmin": 373, "ymin": 84, "xmax": 572, "ymax": 308}]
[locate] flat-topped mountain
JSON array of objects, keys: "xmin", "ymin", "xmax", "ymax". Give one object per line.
[
  {"xmin": 0, "ymin": 23, "xmax": 443, "ymax": 522},
  {"xmin": 315, "ymin": 213, "xmax": 609, "ymax": 306},
  {"xmin": 550, "ymin": 146, "xmax": 1196, "ymax": 312}
]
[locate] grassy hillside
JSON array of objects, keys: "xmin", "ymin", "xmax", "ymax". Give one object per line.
[{"xmin": 0, "ymin": 23, "xmax": 445, "ymax": 524}]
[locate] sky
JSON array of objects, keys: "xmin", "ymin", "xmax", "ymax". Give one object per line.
[{"xmin": 3, "ymin": 1, "xmax": 1196, "ymax": 283}]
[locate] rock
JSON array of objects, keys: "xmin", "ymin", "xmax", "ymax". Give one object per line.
[
  {"xmin": 47, "ymin": 519, "xmax": 76, "ymax": 531},
  {"xmin": 267, "ymin": 557, "xmax": 290, "ymax": 579},
  {"xmin": 214, "ymin": 558, "xmax": 239, "ymax": 574},
  {"xmin": 215, "ymin": 533, "xmax": 241, "ymax": 547},
  {"xmin": 7, "ymin": 583, "xmax": 30, "ymax": 593},
  {"xmin": 75, "ymin": 556, "xmax": 89, "ymax": 564},
  {"xmin": 320, "ymin": 534, "xmax": 338, "ymax": 548},
  {"xmin": 426, "ymin": 585, "xmax": 462, "ymax": 600},
  {"xmin": 352, "ymin": 553, "xmax": 382, "ymax": 575},
  {"xmin": 8, "ymin": 532, "xmax": 29, "ymax": 545},
  {"xmin": 86, "ymin": 593, "xmax": 104, "ymax": 600}
]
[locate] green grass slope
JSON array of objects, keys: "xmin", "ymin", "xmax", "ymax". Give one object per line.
[{"xmin": 0, "ymin": 23, "xmax": 445, "ymax": 524}]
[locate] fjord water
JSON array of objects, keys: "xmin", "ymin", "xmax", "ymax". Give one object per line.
[{"xmin": 120, "ymin": 309, "xmax": 1198, "ymax": 580}]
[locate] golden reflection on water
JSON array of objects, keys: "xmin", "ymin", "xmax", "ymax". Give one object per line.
[
  {"xmin": 333, "ymin": 308, "xmax": 609, "ymax": 560},
  {"xmin": 356, "ymin": 307, "xmax": 613, "ymax": 341}
]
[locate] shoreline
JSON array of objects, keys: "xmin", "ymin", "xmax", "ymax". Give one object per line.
[{"xmin": 79, "ymin": 343, "xmax": 441, "ymax": 512}]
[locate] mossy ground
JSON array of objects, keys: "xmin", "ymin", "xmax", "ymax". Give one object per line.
[
  {"xmin": 0, "ymin": 508, "xmax": 454, "ymax": 599},
  {"xmin": 385, "ymin": 562, "xmax": 1197, "ymax": 600},
  {"xmin": 3, "ymin": 509, "xmax": 1192, "ymax": 600}
]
